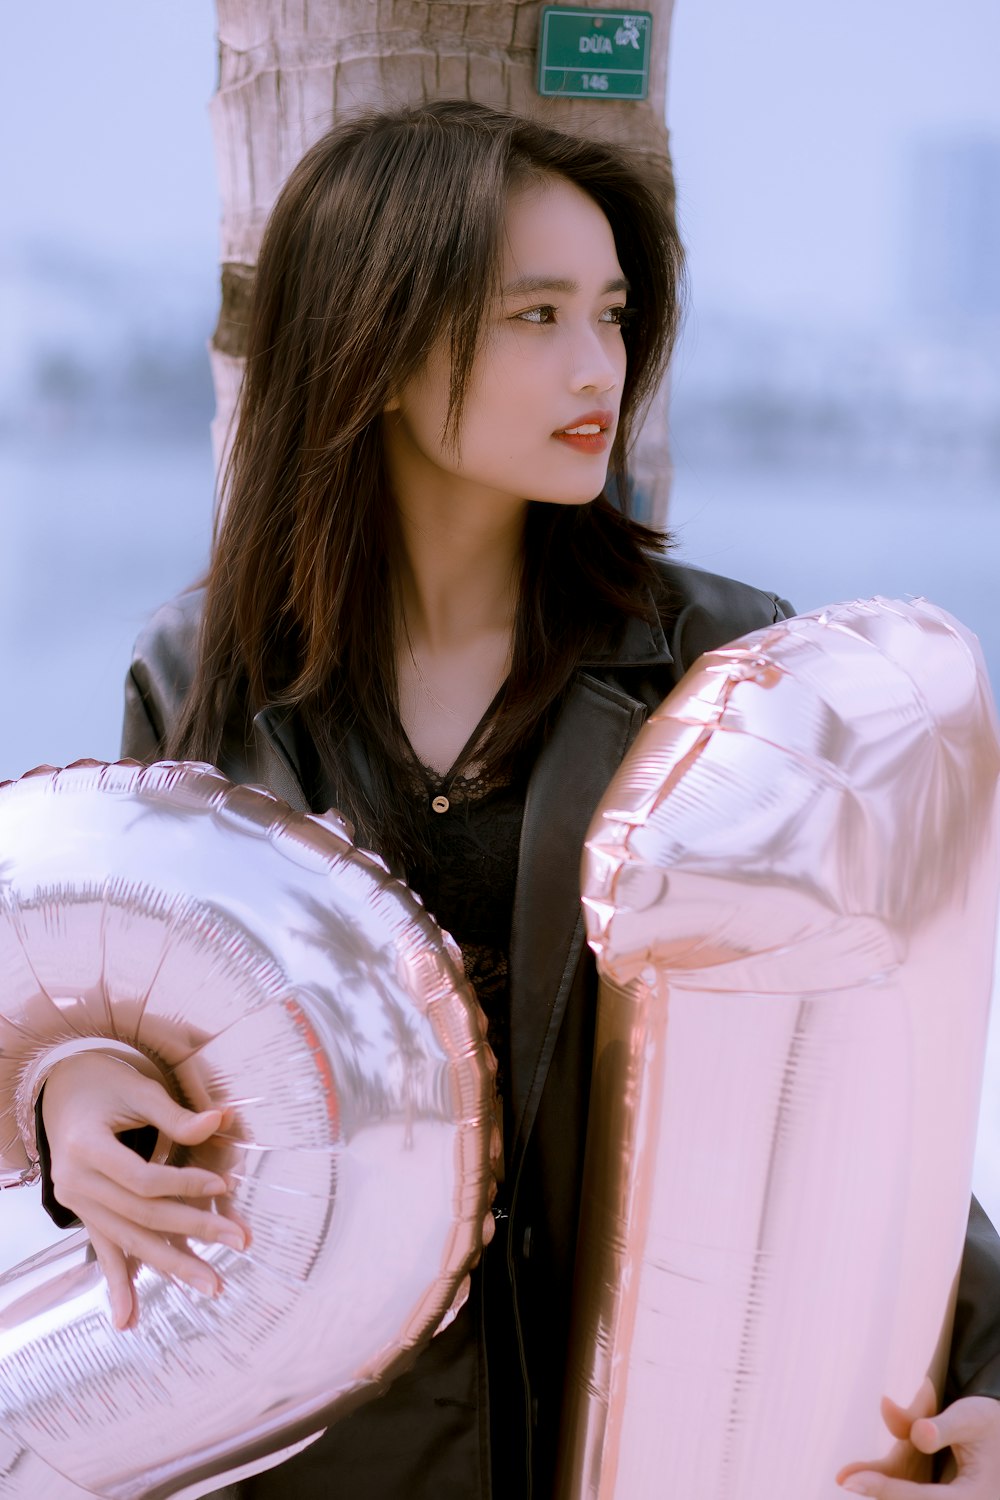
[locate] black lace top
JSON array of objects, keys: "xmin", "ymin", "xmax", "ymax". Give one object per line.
[
  {"xmin": 402, "ymin": 748, "xmax": 528, "ymax": 1163},
  {"xmin": 398, "ymin": 723, "xmax": 530, "ymax": 1484}
]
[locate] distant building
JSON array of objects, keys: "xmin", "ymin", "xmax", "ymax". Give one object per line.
[
  {"xmin": 669, "ymin": 310, "xmax": 1000, "ymax": 476},
  {"xmin": 903, "ymin": 136, "xmax": 1000, "ymax": 324}
]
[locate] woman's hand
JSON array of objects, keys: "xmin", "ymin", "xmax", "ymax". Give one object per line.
[
  {"xmin": 42, "ymin": 1052, "xmax": 246, "ymax": 1332},
  {"xmin": 837, "ymin": 1377, "xmax": 1000, "ymax": 1496}
]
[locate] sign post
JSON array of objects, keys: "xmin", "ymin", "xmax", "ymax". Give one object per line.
[{"xmin": 536, "ymin": 8, "xmax": 653, "ymax": 101}]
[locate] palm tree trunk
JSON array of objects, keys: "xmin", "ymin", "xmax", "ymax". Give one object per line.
[{"xmin": 209, "ymin": 0, "xmax": 678, "ymax": 521}]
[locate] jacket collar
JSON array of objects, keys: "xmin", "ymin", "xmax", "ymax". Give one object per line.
[
  {"xmin": 250, "ymin": 593, "xmax": 671, "ymax": 807},
  {"xmin": 578, "ymin": 591, "xmax": 673, "ymax": 669},
  {"xmin": 506, "ymin": 670, "xmax": 650, "ymax": 1168},
  {"xmin": 251, "ymin": 707, "xmax": 312, "ymax": 814}
]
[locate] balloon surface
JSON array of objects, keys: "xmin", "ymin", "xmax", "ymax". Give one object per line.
[
  {"xmin": 560, "ymin": 597, "xmax": 1000, "ymax": 1500},
  {"xmin": 0, "ymin": 760, "xmax": 493, "ymax": 1500}
]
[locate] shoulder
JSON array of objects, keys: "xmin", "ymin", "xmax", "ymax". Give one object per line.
[
  {"xmin": 649, "ymin": 557, "xmax": 796, "ymax": 678},
  {"xmin": 123, "ymin": 588, "xmax": 206, "ymax": 754},
  {"xmin": 131, "ymin": 588, "xmax": 205, "ymax": 707}
]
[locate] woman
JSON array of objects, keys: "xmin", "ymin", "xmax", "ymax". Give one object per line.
[{"xmin": 39, "ymin": 101, "xmax": 1000, "ymax": 1498}]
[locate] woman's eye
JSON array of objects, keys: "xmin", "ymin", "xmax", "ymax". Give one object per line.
[{"xmin": 512, "ymin": 304, "xmax": 635, "ymax": 327}]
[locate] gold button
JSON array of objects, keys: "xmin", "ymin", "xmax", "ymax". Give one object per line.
[{"xmin": 431, "ymin": 795, "xmax": 450, "ymax": 814}]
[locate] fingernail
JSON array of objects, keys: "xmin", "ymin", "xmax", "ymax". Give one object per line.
[
  {"xmin": 191, "ymin": 1272, "xmax": 218, "ymax": 1297},
  {"xmin": 217, "ymin": 1227, "xmax": 246, "ymax": 1251},
  {"xmin": 841, "ymin": 1480, "xmax": 874, "ymax": 1496}
]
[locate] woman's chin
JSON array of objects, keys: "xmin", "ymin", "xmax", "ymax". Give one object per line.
[
  {"xmin": 529, "ymin": 492, "xmax": 606, "ymax": 508},
  {"xmin": 526, "ymin": 470, "xmax": 611, "ymax": 508}
]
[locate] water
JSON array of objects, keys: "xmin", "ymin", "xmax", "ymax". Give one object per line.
[
  {"xmin": 667, "ymin": 456, "xmax": 998, "ymax": 689},
  {"xmin": 0, "ymin": 435, "xmax": 214, "ymax": 777},
  {"xmin": 1, "ymin": 435, "xmax": 998, "ymax": 1260}
]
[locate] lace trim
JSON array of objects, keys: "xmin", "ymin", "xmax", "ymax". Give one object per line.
[{"xmin": 402, "ymin": 747, "xmax": 513, "ymax": 803}]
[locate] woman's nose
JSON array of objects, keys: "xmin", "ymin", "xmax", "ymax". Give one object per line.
[{"xmin": 570, "ymin": 325, "xmax": 621, "ymax": 395}]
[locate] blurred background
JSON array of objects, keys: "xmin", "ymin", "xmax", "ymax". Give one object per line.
[{"xmin": 2, "ymin": 2, "xmax": 998, "ymax": 1249}]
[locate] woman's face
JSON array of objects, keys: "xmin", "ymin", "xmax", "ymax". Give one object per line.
[{"xmin": 384, "ymin": 173, "xmax": 630, "ymax": 509}]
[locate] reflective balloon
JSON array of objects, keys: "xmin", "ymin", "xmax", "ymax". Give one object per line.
[
  {"xmin": 0, "ymin": 760, "xmax": 493, "ymax": 1499},
  {"xmin": 560, "ymin": 597, "xmax": 1000, "ymax": 1499}
]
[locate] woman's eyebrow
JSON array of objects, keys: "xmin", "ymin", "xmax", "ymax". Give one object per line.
[{"xmin": 501, "ymin": 274, "xmax": 630, "ymax": 296}]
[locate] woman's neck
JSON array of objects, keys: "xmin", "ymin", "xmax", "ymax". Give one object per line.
[
  {"xmin": 389, "ymin": 499, "xmax": 524, "ymax": 775},
  {"xmin": 396, "ymin": 499, "xmax": 524, "ymax": 650},
  {"xmin": 385, "ymin": 419, "xmax": 527, "ymax": 650},
  {"xmin": 384, "ymin": 424, "xmax": 528, "ymax": 773}
]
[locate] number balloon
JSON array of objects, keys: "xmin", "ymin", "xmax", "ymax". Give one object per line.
[
  {"xmin": 0, "ymin": 761, "xmax": 493, "ymax": 1499},
  {"xmin": 562, "ymin": 597, "xmax": 1000, "ymax": 1499}
]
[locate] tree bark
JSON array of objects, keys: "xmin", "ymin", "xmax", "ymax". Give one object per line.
[{"xmin": 209, "ymin": 0, "xmax": 678, "ymax": 520}]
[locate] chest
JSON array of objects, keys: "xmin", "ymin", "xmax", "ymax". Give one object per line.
[{"xmin": 397, "ymin": 637, "xmax": 511, "ymax": 776}]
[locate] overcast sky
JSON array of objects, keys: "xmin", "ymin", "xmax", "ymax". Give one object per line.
[
  {"xmin": 668, "ymin": 0, "xmax": 1000, "ymax": 326},
  {"xmin": 2, "ymin": 1, "xmax": 998, "ymax": 330}
]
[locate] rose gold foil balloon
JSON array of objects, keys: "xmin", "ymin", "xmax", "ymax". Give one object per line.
[
  {"xmin": 561, "ymin": 598, "xmax": 1000, "ymax": 1500},
  {"xmin": 0, "ymin": 760, "xmax": 493, "ymax": 1499}
]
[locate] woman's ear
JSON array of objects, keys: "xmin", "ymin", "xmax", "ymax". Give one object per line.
[{"xmin": 383, "ymin": 393, "xmax": 401, "ymax": 414}]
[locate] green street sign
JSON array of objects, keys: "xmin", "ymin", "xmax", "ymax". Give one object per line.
[{"xmin": 537, "ymin": 7, "xmax": 653, "ymax": 101}]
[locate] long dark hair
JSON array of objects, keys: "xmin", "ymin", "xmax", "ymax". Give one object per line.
[{"xmin": 169, "ymin": 99, "xmax": 686, "ymax": 872}]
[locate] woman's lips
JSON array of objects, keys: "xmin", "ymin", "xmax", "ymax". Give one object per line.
[
  {"xmin": 551, "ymin": 408, "xmax": 614, "ymax": 454},
  {"xmin": 552, "ymin": 429, "xmax": 611, "ymax": 454}
]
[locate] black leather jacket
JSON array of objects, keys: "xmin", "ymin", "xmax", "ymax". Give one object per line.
[{"xmin": 119, "ymin": 559, "xmax": 1000, "ymax": 1499}]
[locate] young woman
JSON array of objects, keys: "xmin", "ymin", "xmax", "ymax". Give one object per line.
[{"xmin": 39, "ymin": 101, "xmax": 1000, "ymax": 1499}]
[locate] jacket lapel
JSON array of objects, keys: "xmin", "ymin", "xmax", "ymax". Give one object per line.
[
  {"xmin": 251, "ymin": 708, "xmax": 311, "ymax": 813},
  {"xmin": 507, "ymin": 672, "xmax": 649, "ymax": 1168}
]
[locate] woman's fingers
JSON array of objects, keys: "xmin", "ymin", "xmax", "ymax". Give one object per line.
[
  {"xmin": 107, "ymin": 1071, "xmax": 227, "ymax": 1145},
  {"xmin": 89, "ymin": 1227, "xmax": 137, "ymax": 1333},
  {"xmin": 44, "ymin": 1053, "xmax": 231, "ymax": 1157},
  {"xmin": 879, "ymin": 1378, "xmax": 938, "ymax": 1442},
  {"xmin": 97, "ymin": 1136, "xmax": 228, "ymax": 1201},
  {"xmin": 50, "ymin": 1137, "xmax": 229, "ymax": 1229},
  {"xmin": 40, "ymin": 1054, "xmax": 247, "ymax": 1331},
  {"xmin": 79, "ymin": 1172, "xmax": 247, "ymax": 1249},
  {"xmin": 76, "ymin": 1128, "xmax": 228, "ymax": 1197},
  {"xmin": 89, "ymin": 1205, "xmax": 224, "ymax": 1296}
]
